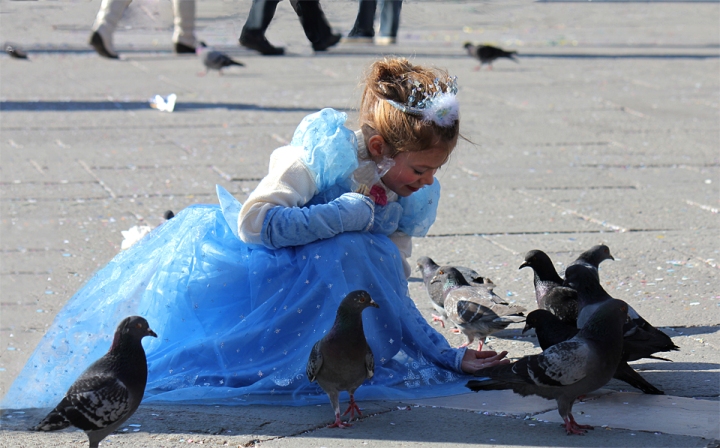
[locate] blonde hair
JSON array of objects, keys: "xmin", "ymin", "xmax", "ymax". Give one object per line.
[{"xmin": 359, "ymin": 57, "xmax": 460, "ymax": 155}]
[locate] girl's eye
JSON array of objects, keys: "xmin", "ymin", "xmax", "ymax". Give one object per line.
[{"xmin": 413, "ymin": 169, "xmax": 425, "ymax": 175}]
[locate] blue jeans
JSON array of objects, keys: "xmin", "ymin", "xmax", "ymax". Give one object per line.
[{"xmin": 348, "ymin": 0, "xmax": 402, "ymax": 38}]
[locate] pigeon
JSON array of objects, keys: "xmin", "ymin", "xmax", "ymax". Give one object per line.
[
  {"xmin": 519, "ymin": 249, "xmax": 578, "ymax": 322},
  {"xmin": 416, "ymin": 256, "xmax": 492, "ymax": 328},
  {"xmin": 565, "ymin": 263, "xmax": 679, "ymax": 362},
  {"xmin": 467, "ymin": 299, "xmax": 628, "ymax": 435},
  {"xmin": 523, "ymin": 309, "xmax": 664, "ymax": 395},
  {"xmin": 463, "ymin": 42, "xmax": 518, "ymax": 70},
  {"xmin": 307, "ymin": 290, "xmax": 378, "ymax": 428},
  {"xmin": 33, "ymin": 316, "xmax": 157, "ymax": 448},
  {"xmin": 432, "ymin": 267, "xmax": 525, "ymax": 350},
  {"xmin": 197, "ymin": 43, "xmax": 244, "ymax": 75},
  {"xmin": 5, "ymin": 43, "xmax": 28, "ymax": 59}
]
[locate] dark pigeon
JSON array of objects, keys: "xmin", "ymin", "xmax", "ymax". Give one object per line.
[
  {"xmin": 467, "ymin": 299, "xmax": 628, "ymax": 435},
  {"xmin": 523, "ymin": 309, "xmax": 664, "ymax": 395},
  {"xmin": 519, "ymin": 249, "xmax": 577, "ymax": 321},
  {"xmin": 33, "ymin": 316, "xmax": 157, "ymax": 448},
  {"xmin": 463, "ymin": 42, "xmax": 518, "ymax": 70},
  {"xmin": 307, "ymin": 290, "xmax": 378, "ymax": 428},
  {"xmin": 565, "ymin": 263, "xmax": 679, "ymax": 362},
  {"xmin": 5, "ymin": 43, "xmax": 28, "ymax": 59},
  {"xmin": 197, "ymin": 43, "xmax": 244, "ymax": 75},
  {"xmin": 432, "ymin": 267, "xmax": 525, "ymax": 350},
  {"xmin": 163, "ymin": 210, "xmax": 175, "ymax": 220},
  {"xmin": 416, "ymin": 256, "xmax": 491, "ymax": 328}
]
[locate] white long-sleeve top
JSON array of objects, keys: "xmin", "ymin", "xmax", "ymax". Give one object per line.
[{"xmin": 238, "ymin": 130, "xmax": 414, "ymax": 278}]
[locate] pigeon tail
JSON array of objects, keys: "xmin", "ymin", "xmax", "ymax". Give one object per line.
[{"xmin": 32, "ymin": 410, "xmax": 71, "ymax": 432}]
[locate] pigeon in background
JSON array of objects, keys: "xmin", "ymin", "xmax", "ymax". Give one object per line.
[
  {"xmin": 432, "ymin": 267, "xmax": 525, "ymax": 350},
  {"xmin": 565, "ymin": 263, "xmax": 680, "ymax": 362},
  {"xmin": 523, "ymin": 309, "xmax": 665, "ymax": 395},
  {"xmin": 416, "ymin": 256, "xmax": 492, "ymax": 328},
  {"xmin": 33, "ymin": 316, "xmax": 157, "ymax": 448},
  {"xmin": 467, "ymin": 299, "xmax": 628, "ymax": 435},
  {"xmin": 463, "ymin": 42, "xmax": 518, "ymax": 70},
  {"xmin": 197, "ymin": 42, "xmax": 244, "ymax": 76},
  {"xmin": 4, "ymin": 43, "xmax": 28, "ymax": 59},
  {"xmin": 307, "ymin": 290, "xmax": 378, "ymax": 428}
]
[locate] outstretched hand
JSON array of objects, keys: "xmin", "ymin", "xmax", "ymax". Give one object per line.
[{"xmin": 461, "ymin": 349, "xmax": 510, "ymax": 374}]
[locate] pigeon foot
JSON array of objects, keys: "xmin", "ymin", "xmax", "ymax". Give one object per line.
[
  {"xmin": 563, "ymin": 414, "xmax": 594, "ymax": 435},
  {"xmin": 431, "ymin": 315, "xmax": 446, "ymax": 328},
  {"xmin": 342, "ymin": 395, "xmax": 363, "ymax": 420},
  {"xmin": 327, "ymin": 414, "xmax": 351, "ymax": 428}
]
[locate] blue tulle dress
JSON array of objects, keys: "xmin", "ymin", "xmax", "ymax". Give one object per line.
[{"xmin": 3, "ymin": 109, "xmax": 470, "ymax": 409}]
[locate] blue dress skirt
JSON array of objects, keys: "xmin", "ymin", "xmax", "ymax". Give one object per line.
[{"xmin": 3, "ymin": 109, "xmax": 469, "ymax": 409}]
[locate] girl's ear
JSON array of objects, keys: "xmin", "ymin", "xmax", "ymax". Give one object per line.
[{"xmin": 367, "ymin": 134, "xmax": 387, "ymax": 158}]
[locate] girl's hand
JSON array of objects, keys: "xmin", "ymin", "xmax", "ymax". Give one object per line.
[{"xmin": 461, "ymin": 349, "xmax": 510, "ymax": 374}]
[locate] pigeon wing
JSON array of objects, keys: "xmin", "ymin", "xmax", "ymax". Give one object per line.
[
  {"xmin": 525, "ymin": 340, "xmax": 589, "ymax": 387},
  {"xmin": 365, "ymin": 347, "xmax": 375, "ymax": 379},
  {"xmin": 62, "ymin": 375, "xmax": 131, "ymax": 431},
  {"xmin": 306, "ymin": 340, "xmax": 323, "ymax": 382}
]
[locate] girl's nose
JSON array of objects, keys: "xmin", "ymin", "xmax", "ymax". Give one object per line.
[{"xmin": 421, "ymin": 169, "xmax": 436, "ymax": 185}]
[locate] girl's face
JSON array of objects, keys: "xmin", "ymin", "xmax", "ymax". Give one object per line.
[{"xmin": 382, "ymin": 144, "xmax": 451, "ymax": 197}]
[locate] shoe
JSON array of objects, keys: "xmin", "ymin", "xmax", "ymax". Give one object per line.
[
  {"xmin": 89, "ymin": 31, "xmax": 118, "ymax": 59},
  {"xmin": 313, "ymin": 33, "xmax": 341, "ymax": 52},
  {"xmin": 239, "ymin": 31, "xmax": 284, "ymax": 56},
  {"xmin": 174, "ymin": 42, "xmax": 196, "ymax": 54},
  {"xmin": 374, "ymin": 36, "xmax": 397, "ymax": 46}
]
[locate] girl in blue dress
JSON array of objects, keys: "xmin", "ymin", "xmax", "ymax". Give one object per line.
[{"xmin": 4, "ymin": 57, "xmax": 508, "ymax": 410}]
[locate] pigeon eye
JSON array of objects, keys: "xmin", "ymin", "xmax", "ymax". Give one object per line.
[
  {"xmin": 136, "ymin": 323, "xmax": 143, "ymax": 329},
  {"xmin": 359, "ymin": 298, "xmax": 365, "ymax": 303}
]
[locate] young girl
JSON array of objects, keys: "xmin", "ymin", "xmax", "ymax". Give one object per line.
[{"xmin": 4, "ymin": 57, "xmax": 507, "ymax": 409}]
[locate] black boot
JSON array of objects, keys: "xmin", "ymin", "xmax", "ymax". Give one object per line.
[{"xmin": 239, "ymin": 30, "xmax": 284, "ymax": 56}]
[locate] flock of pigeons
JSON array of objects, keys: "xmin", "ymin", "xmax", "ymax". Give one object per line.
[
  {"xmin": 6, "ymin": 41, "xmax": 518, "ymax": 74},
  {"xmin": 417, "ymin": 244, "xmax": 679, "ymax": 435},
  {"xmin": 31, "ymin": 244, "xmax": 679, "ymax": 444}
]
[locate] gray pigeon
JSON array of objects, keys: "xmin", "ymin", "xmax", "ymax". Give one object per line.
[
  {"xmin": 5, "ymin": 43, "xmax": 28, "ymax": 59},
  {"xmin": 307, "ymin": 290, "xmax": 378, "ymax": 428},
  {"xmin": 523, "ymin": 309, "xmax": 664, "ymax": 395},
  {"xmin": 565, "ymin": 263, "xmax": 679, "ymax": 362},
  {"xmin": 467, "ymin": 299, "xmax": 628, "ymax": 435},
  {"xmin": 197, "ymin": 43, "xmax": 244, "ymax": 75},
  {"xmin": 432, "ymin": 267, "xmax": 525, "ymax": 350},
  {"xmin": 463, "ymin": 42, "xmax": 518, "ymax": 70},
  {"xmin": 33, "ymin": 316, "xmax": 157, "ymax": 448},
  {"xmin": 416, "ymin": 256, "xmax": 492, "ymax": 328}
]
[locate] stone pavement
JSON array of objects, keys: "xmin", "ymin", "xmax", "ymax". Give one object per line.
[{"xmin": 1, "ymin": 0, "xmax": 718, "ymax": 446}]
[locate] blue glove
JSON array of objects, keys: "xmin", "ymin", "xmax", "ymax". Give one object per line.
[
  {"xmin": 370, "ymin": 202, "xmax": 403, "ymax": 235},
  {"xmin": 261, "ymin": 192, "xmax": 374, "ymax": 249}
]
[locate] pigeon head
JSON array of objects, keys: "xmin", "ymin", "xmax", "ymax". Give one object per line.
[
  {"xmin": 339, "ymin": 290, "xmax": 379, "ymax": 314},
  {"xmin": 580, "ymin": 244, "xmax": 615, "ymax": 266},
  {"xmin": 522, "ymin": 309, "xmax": 556, "ymax": 334},
  {"xmin": 519, "ymin": 249, "xmax": 553, "ymax": 271},
  {"xmin": 111, "ymin": 316, "xmax": 157, "ymax": 351},
  {"xmin": 564, "ymin": 263, "xmax": 604, "ymax": 294},
  {"xmin": 430, "ymin": 267, "xmax": 469, "ymax": 289},
  {"xmin": 416, "ymin": 256, "xmax": 440, "ymax": 278}
]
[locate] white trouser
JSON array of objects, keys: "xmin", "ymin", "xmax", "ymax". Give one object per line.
[{"xmin": 91, "ymin": 0, "xmax": 196, "ymax": 50}]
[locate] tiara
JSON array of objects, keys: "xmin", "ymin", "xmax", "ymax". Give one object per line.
[{"xmin": 385, "ymin": 76, "xmax": 459, "ymax": 127}]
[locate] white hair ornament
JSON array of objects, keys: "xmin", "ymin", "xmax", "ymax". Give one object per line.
[{"xmin": 385, "ymin": 76, "xmax": 459, "ymax": 127}]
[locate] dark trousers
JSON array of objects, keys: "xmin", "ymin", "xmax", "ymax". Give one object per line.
[
  {"xmin": 349, "ymin": 0, "xmax": 402, "ymax": 38},
  {"xmin": 242, "ymin": 0, "xmax": 333, "ymax": 45}
]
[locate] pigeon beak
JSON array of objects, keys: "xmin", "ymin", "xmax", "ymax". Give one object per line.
[
  {"xmin": 518, "ymin": 261, "xmax": 529, "ymax": 270},
  {"xmin": 521, "ymin": 323, "xmax": 531, "ymax": 334},
  {"xmin": 429, "ymin": 275, "xmax": 439, "ymax": 284},
  {"xmin": 147, "ymin": 328, "xmax": 158, "ymax": 338},
  {"xmin": 369, "ymin": 299, "xmax": 380, "ymax": 308}
]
